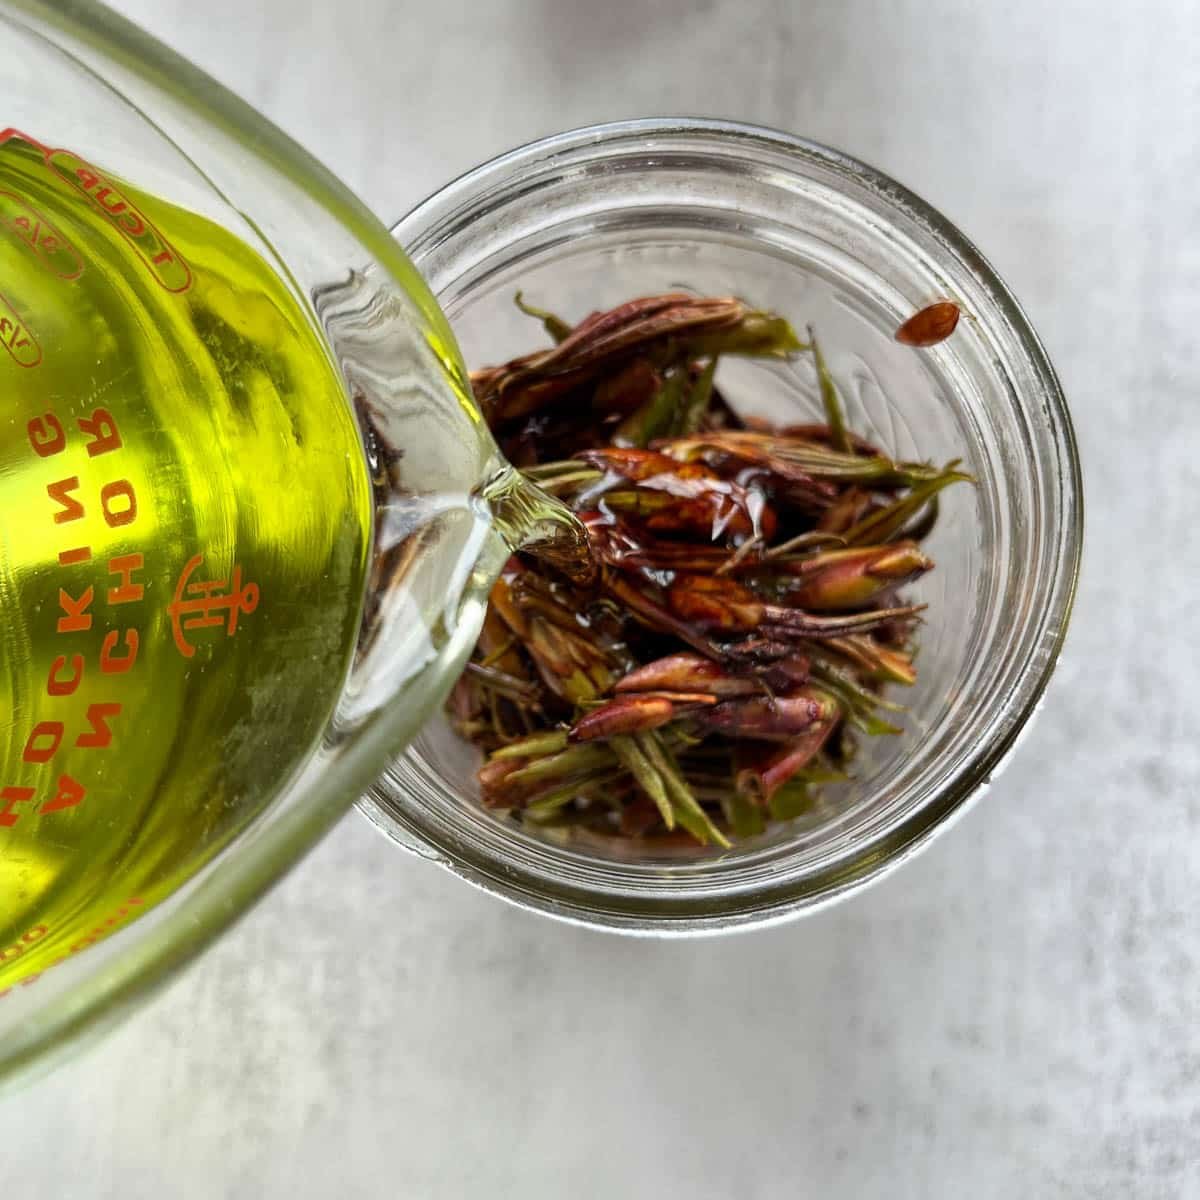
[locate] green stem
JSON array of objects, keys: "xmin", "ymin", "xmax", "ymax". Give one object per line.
[
  {"xmin": 489, "ymin": 729, "xmax": 570, "ymax": 761},
  {"xmin": 610, "ymin": 735, "xmax": 674, "ymax": 830},
  {"xmin": 808, "ymin": 326, "xmax": 851, "ymax": 454},
  {"xmin": 637, "ymin": 731, "xmax": 731, "ymax": 848},
  {"xmin": 514, "ymin": 291, "xmax": 572, "ymax": 343}
]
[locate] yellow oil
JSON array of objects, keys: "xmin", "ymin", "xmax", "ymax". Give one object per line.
[{"xmin": 0, "ymin": 132, "xmax": 372, "ymax": 989}]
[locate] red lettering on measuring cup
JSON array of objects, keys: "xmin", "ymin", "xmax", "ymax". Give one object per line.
[
  {"xmin": 46, "ymin": 476, "xmax": 84, "ymax": 524},
  {"xmin": 0, "ymin": 925, "xmax": 48, "ymax": 964},
  {"xmin": 57, "ymin": 585, "xmax": 94, "ymax": 634},
  {"xmin": 22, "ymin": 721, "xmax": 64, "ymax": 764},
  {"xmin": 44, "ymin": 149, "xmax": 191, "ymax": 293},
  {"xmin": 0, "ymin": 128, "xmax": 49, "ymax": 152},
  {"xmin": 0, "ymin": 397, "xmax": 156, "ymax": 870},
  {"xmin": 99, "ymin": 479, "xmax": 137, "ymax": 527},
  {"xmin": 100, "ymin": 629, "xmax": 139, "ymax": 675},
  {"xmin": 168, "ymin": 554, "xmax": 260, "ymax": 658},
  {"xmin": 78, "ymin": 409, "xmax": 123, "ymax": 457},
  {"xmin": 107, "ymin": 553, "xmax": 145, "ymax": 605},
  {"xmin": 91, "ymin": 187, "xmax": 147, "ymax": 238},
  {"xmin": 75, "ymin": 704, "xmax": 121, "ymax": 750},
  {"xmin": 66, "ymin": 898, "xmax": 144, "ymax": 955},
  {"xmin": 0, "ymin": 291, "xmax": 41, "ymax": 367},
  {"xmin": 0, "ymin": 190, "xmax": 84, "ymax": 280},
  {"xmin": 0, "ymin": 787, "xmax": 35, "ymax": 828},
  {"xmin": 40, "ymin": 773, "xmax": 86, "ymax": 815},
  {"xmin": 47, "ymin": 654, "xmax": 85, "ymax": 696},
  {"xmin": 0, "ymin": 898, "xmax": 146, "ymax": 992},
  {"xmin": 27, "ymin": 413, "xmax": 66, "ymax": 457},
  {"xmin": 58, "ymin": 545, "xmax": 93, "ymax": 566}
]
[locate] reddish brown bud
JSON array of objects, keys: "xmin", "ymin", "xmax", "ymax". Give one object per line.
[
  {"xmin": 667, "ymin": 575, "xmax": 764, "ymax": 631},
  {"xmin": 698, "ymin": 688, "xmax": 840, "ymax": 740},
  {"xmin": 895, "ymin": 301, "xmax": 960, "ymax": 347},
  {"xmin": 816, "ymin": 488, "xmax": 871, "ymax": 534},
  {"xmin": 587, "ymin": 452, "xmax": 772, "ymax": 542},
  {"xmin": 478, "ymin": 757, "xmax": 526, "ymax": 806},
  {"xmin": 780, "ymin": 541, "xmax": 932, "ymax": 610},
  {"xmin": 615, "ymin": 652, "xmax": 762, "ymax": 697},
  {"xmin": 735, "ymin": 719, "xmax": 838, "ymax": 801},
  {"xmin": 569, "ymin": 692, "xmax": 716, "ymax": 743},
  {"xmin": 593, "ymin": 359, "xmax": 662, "ymax": 414}
]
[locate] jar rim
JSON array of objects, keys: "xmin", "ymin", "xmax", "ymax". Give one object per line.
[{"xmin": 369, "ymin": 118, "xmax": 1084, "ymax": 934}]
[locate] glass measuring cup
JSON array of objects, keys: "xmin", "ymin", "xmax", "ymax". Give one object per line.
[{"xmin": 0, "ymin": 0, "xmax": 575, "ymax": 1087}]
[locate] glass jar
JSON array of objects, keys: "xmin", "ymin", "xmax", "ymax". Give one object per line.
[{"xmin": 361, "ymin": 118, "xmax": 1083, "ymax": 932}]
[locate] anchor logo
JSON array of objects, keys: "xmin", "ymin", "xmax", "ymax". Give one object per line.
[{"xmin": 167, "ymin": 553, "xmax": 260, "ymax": 658}]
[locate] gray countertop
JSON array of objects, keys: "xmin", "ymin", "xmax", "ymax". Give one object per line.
[{"xmin": 7, "ymin": 1, "xmax": 1199, "ymax": 1196}]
